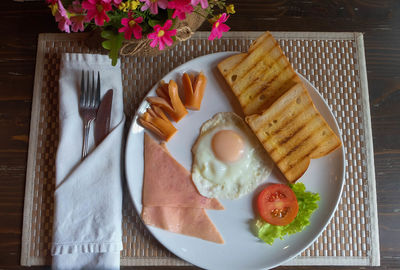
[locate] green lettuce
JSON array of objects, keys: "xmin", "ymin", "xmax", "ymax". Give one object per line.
[{"xmin": 256, "ymin": 182, "xmax": 320, "ymax": 245}]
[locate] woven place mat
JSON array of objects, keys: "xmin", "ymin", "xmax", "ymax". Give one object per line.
[{"xmin": 21, "ymin": 31, "xmax": 379, "ymax": 267}]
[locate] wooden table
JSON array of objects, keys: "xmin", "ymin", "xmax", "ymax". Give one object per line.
[{"xmin": 0, "ymin": 0, "xmax": 399, "ymax": 269}]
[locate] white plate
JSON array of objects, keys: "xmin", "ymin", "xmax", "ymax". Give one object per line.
[{"xmin": 125, "ymin": 52, "xmax": 345, "ymax": 270}]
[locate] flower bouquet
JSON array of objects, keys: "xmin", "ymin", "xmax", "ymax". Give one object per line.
[{"xmin": 47, "ymin": 0, "xmax": 235, "ymax": 65}]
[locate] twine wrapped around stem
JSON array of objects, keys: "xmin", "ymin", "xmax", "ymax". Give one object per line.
[{"xmin": 119, "ymin": 11, "xmax": 205, "ymax": 57}]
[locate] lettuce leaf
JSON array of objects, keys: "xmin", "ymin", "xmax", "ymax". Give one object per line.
[{"xmin": 256, "ymin": 182, "xmax": 320, "ymax": 245}]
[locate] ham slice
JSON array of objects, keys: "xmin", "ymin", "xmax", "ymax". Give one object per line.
[
  {"xmin": 142, "ymin": 206, "xmax": 224, "ymax": 244},
  {"xmin": 141, "ymin": 133, "xmax": 224, "ymax": 244},
  {"xmin": 142, "ymin": 133, "xmax": 223, "ymax": 210}
]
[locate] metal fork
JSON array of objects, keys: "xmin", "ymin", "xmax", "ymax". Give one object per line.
[{"xmin": 79, "ymin": 70, "xmax": 100, "ymax": 158}]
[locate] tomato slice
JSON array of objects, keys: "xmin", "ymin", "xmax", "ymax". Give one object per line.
[{"xmin": 257, "ymin": 184, "xmax": 299, "ymax": 226}]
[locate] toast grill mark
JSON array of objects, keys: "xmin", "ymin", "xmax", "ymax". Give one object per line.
[
  {"xmin": 282, "ymin": 131, "xmax": 332, "ymax": 174},
  {"xmin": 239, "ymin": 62, "xmax": 288, "ymax": 103},
  {"xmin": 284, "ymin": 145, "xmax": 319, "ymax": 172},
  {"xmin": 239, "ymin": 68, "xmax": 292, "ymax": 116},
  {"xmin": 257, "ymin": 93, "xmax": 314, "ymax": 145},
  {"xmin": 267, "ymin": 115, "xmax": 325, "ymax": 163},
  {"xmin": 260, "ymin": 105, "xmax": 308, "ymax": 146},
  {"xmin": 276, "ymin": 124, "xmax": 326, "ymax": 169},
  {"xmin": 277, "ymin": 123, "xmax": 307, "ymax": 146},
  {"xmin": 232, "ymin": 42, "xmax": 279, "ymax": 86},
  {"xmin": 236, "ymin": 50, "xmax": 287, "ymax": 94},
  {"xmin": 268, "ymin": 100, "xmax": 314, "ymax": 137},
  {"xmin": 248, "ymin": 31, "xmax": 271, "ymax": 53},
  {"xmin": 228, "ymin": 45, "xmax": 278, "ymax": 95},
  {"xmin": 233, "ymin": 53, "xmax": 284, "ymax": 96},
  {"xmin": 220, "ymin": 54, "xmax": 247, "ymax": 77},
  {"xmin": 228, "ymin": 34, "xmax": 275, "ymax": 80},
  {"xmin": 249, "ymin": 74, "xmax": 298, "ymax": 113},
  {"xmin": 228, "ymin": 34, "xmax": 276, "ymax": 82}
]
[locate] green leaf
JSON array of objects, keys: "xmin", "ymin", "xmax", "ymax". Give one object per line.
[
  {"xmin": 171, "ymin": 18, "xmax": 177, "ymax": 28},
  {"xmin": 101, "ymin": 30, "xmax": 124, "ymax": 66},
  {"xmin": 148, "ymin": 19, "xmax": 162, "ymax": 27},
  {"xmin": 167, "ymin": 8, "xmax": 174, "ymax": 19},
  {"xmin": 141, "ymin": 23, "xmax": 150, "ymax": 33},
  {"xmin": 256, "ymin": 183, "xmax": 320, "ymax": 245}
]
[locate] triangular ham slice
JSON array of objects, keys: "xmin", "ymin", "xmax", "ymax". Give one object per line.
[
  {"xmin": 142, "ymin": 133, "xmax": 224, "ymax": 210},
  {"xmin": 141, "ymin": 133, "xmax": 224, "ymax": 244},
  {"xmin": 142, "ymin": 206, "xmax": 224, "ymax": 244}
]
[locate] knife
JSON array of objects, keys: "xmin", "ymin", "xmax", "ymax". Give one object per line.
[{"xmin": 95, "ymin": 89, "xmax": 113, "ymax": 146}]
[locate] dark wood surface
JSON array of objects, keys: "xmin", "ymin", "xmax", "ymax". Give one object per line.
[{"xmin": 0, "ymin": 0, "xmax": 399, "ymax": 269}]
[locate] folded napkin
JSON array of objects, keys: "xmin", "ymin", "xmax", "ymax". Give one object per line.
[{"xmin": 52, "ymin": 53, "xmax": 125, "ymax": 269}]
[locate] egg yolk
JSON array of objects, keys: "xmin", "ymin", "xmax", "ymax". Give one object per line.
[{"xmin": 211, "ymin": 130, "xmax": 245, "ymax": 163}]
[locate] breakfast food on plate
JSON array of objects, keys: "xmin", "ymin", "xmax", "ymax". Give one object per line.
[
  {"xmin": 140, "ymin": 72, "xmax": 209, "ymax": 141},
  {"xmin": 138, "ymin": 105, "xmax": 177, "ymax": 141},
  {"xmin": 217, "ymin": 31, "xmax": 302, "ymax": 116},
  {"xmin": 255, "ymin": 182, "xmax": 320, "ymax": 245},
  {"xmin": 246, "ymin": 83, "xmax": 341, "ymax": 182},
  {"xmin": 141, "ymin": 133, "xmax": 224, "ymax": 244},
  {"xmin": 217, "ymin": 31, "xmax": 341, "ymax": 182},
  {"xmin": 191, "ymin": 112, "xmax": 273, "ymax": 200},
  {"xmin": 256, "ymin": 184, "xmax": 298, "ymax": 226},
  {"xmin": 146, "ymin": 80, "xmax": 188, "ymax": 122},
  {"xmin": 142, "ymin": 133, "xmax": 223, "ymax": 209},
  {"xmin": 182, "ymin": 71, "xmax": 207, "ymax": 110},
  {"xmin": 142, "ymin": 206, "xmax": 224, "ymax": 244}
]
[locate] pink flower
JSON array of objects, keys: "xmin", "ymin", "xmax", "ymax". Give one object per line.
[
  {"xmin": 111, "ymin": 0, "xmax": 122, "ymax": 5},
  {"xmin": 140, "ymin": 0, "xmax": 168, "ymax": 15},
  {"xmin": 119, "ymin": 15, "xmax": 143, "ymax": 40},
  {"xmin": 70, "ymin": 15, "xmax": 86, "ymax": 32},
  {"xmin": 54, "ymin": 0, "xmax": 71, "ymax": 33},
  {"xmin": 208, "ymin": 13, "xmax": 230, "ymax": 41},
  {"xmin": 68, "ymin": 1, "xmax": 86, "ymax": 32},
  {"xmin": 82, "ymin": 0, "xmax": 112, "ymax": 26},
  {"xmin": 56, "ymin": 15, "xmax": 72, "ymax": 33},
  {"xmin": 148, "ymin": 20, "xmax": 177, "ymax": 50},
  {"xmin": 191, "ymin": 0, "xmax": 208, "ymax": 9},
  {"xmin": 168, "ymin": 0, "xmax": 193, "ymax": 20}
]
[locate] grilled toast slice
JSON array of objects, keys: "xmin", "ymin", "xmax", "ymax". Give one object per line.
[
  {"xmin": 245, "ymin": 83, "xmax": 342, "ymax": 182},
  {"xmin": 217, "ymin": 31, "xmax": 301, "ymax": 116}
]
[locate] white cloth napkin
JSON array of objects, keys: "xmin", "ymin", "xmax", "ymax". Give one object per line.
[{"xmin": 51, "ymin": 53, "xmax": 125, "ymax": 270}]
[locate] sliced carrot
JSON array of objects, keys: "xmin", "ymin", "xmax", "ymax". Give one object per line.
[
  {"xmin": 182, "ymin": 71, "xmax": 207, "ymax": 110},
  {"xmin": 138, "ymin": 105, "xmax": 177, "ymax": 141}
]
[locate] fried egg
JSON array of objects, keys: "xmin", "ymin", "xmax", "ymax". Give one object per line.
[{"xmin": 191, "ymin": 112, "xmax": 274, "ymax": 199}]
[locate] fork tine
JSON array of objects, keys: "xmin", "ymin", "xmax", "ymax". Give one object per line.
[
  {"xmin": 89, "ymin": 71, "xmax": 95, "ymax": 108},
  {"xmin": 86, "ymin": 70, "xmax": 90, "ymax": 107},
  {"xmin": 95, "ymin": 71, "xmax": 100, "ymax": 107},
  {"xmin": 80, "ymin": 70, "xmax": 85, "ymax": 106}
]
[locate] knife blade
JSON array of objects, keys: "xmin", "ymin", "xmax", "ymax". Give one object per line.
[{"xmin": 95, "ymin": 89, "xmax": 113, "ymax": 146}]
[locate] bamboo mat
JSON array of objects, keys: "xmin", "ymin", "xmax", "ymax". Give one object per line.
[{"xmin": 21, "ymin": 31, "xmax": 379, "ymax": 267}]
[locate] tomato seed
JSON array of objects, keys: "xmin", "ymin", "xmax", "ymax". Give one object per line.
[
  {"xmin": 268, "ymin": 191, "xmax": 287, "ymax": 202},
  {"xmin": 271, "ymin": 207, "xmax": 289, "ymax": 218}
]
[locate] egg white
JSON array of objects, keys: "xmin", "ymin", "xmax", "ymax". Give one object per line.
[{"xmin": 191, "ymin": 112, "xmax": 274, "ymax": 199}]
